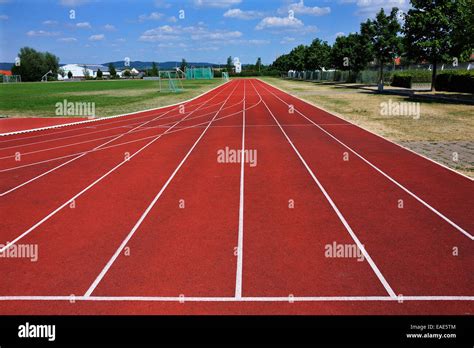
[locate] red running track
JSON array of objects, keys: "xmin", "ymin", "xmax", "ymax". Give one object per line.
[
  {"xmin": 0, "ymin": 79, "xmax": 472, "ymax": 315},
  {"xmin": 0, "ymin": 117, "xmax": 88, "ymax": 134}
]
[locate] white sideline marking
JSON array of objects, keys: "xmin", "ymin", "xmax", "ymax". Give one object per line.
[
  {"xmin": 235, "ymin": 80, "xmax": 246, "ymax": 299},
  {"xmin": 0, "ymin": 99, "xmax": 259, "ymax": 174},
  {"xmin": 84, "ymin": 81, "xmax": 242, "ymax": 297},
  {"xmin": 0, "ymin": 81, "xmax": 228, "ymax": 138},
  {"xmin": 0, "ymin": 102, "xmax": 185, "ymax": 196},
  {"xmin": 261, "ymin": 79, "xmax": 474, "ymax": 182},
  {"xmin": 0, "ymin": 99, "xmax": 245, "ymax": 160},
  {"xmin": 257, "ymin": 80, "xmax": 474, "ymax": 241},
  {"xmin": 0, "ymin": 295, "xmax": 471, "ymax": 302},
  {"xmin": 250, "ymin": 80, "xmax": 397, "ymax": 299},
  {"xmin": 0, "ymin": 81, "xmax": 237, "ymax": 255},
  {"xmin": 0, "ymin": 97, "xmax": 230, "ymax": 151}
]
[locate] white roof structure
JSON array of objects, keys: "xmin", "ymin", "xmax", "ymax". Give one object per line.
[{"xmin": 59, "ymin": 64, "xmax": 110, "ymax": 80}]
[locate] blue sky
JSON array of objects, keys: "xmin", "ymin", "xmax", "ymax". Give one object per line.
[{"xmin": 0, "ymin": 0, "xmax": 410, "ymax": 64}]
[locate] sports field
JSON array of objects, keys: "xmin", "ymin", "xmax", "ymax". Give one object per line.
[{"xmin": 0, "ymin": 78, "xmax": 472, "ymax": 315}]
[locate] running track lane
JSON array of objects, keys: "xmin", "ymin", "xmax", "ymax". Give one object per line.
[
  {"xmin": 0, "ymin": 118, "xmax": 88, "ymax": 134},
  {"xmin": 0, "ymin": 81, "xmax": 236, "ymax": 241},
  {"xmin": 0, "ymin": 79, "xmax": 472, "ymax": 315},
  {"xmin": 0, "ymin": 80, "xmax": 242, "ymax": 297},
  {"xmin": 252, "ymin": 79, "xmax": 473, "ymax": 296}
]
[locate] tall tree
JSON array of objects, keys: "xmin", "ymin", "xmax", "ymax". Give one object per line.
[
  {"xmin": 361, "ymin": 8, "xmax": 401, "ymax": 90},
  {"xmin": 96, "ymin": 68, "xmax": 103, "ymax": 79},
  {"xmin": 226, "ymin": 56, "xmax": 233, "ymax": 72},
  {"xmin": 305, "ymin": 38, "xmax": 331, "ymax": 70},
  {"xmin": 256, "ymin": 57, "xmax": 262, "ymax": 72},
  {"xmin": 403, "ymin": 0, "xmax": 473, "ymax": 91},
  {"xmin": 108, "ymin": 63, "xmax": 117, "ymax": 78},
  {"xmin": 272, "ymin": 54, "xmax": 291, "ymax": 72},
  {"xmin": 11, "ymin": 47, "xmax": 60, "ymax": 82},
  {"xmin": 330, "ymin": 33, "xmax": 373, "ymax": 73},
  {"xmin": 151, "ymin": 61, "xmax": 159, "ymax": 76},
  {"xmin": 179, "ymin": 59, "xmax": 187, "ymax": 72},
  {"xmin": 288, "ymin": 45, "xmax": 307, "ymax": 71}
]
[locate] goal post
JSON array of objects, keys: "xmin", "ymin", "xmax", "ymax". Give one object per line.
[
  {"xmin": 158, "ymin": 70, "xmax": 184, "ymax": 93},
  {"xmin": 2, "ymin": 75, "xmax": 21, "ymax": 83}
]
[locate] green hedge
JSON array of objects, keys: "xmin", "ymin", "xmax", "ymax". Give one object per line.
[
  {"xmin": 435, "ymin": 70, "xmax": 474, "ymax": 93},
  {"xmin": 391, "ymin": 74, "xmax": 412, "ymax": 88}
]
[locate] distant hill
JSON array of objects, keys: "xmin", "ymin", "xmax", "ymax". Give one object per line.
[{"xmin": 103, "ymin": 61, "xmax": 221, "ymax": 70}]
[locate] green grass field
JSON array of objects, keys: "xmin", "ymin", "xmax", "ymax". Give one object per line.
[{"xmin": 0, "ymin": 79, "xmax": 222, "ymax": 118}]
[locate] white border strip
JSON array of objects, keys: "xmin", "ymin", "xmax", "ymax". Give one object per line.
[
  {"xmin": 257, "ymin": 79, "xmax": 474, "ymax": 240},
  {"xmin": 0, "ymin": 81, "xmax": 228, "ymax": 137},
  {"xmin": 258, "ymin": 78, "xmax": 473, "ymax": 182},
  {"xmin": 250, "ymin": 80, "xmax": 397, "ymax": 298},
  {"xmin": 0, "ymin": 295, "xmax": 471, "ymax": 302}
]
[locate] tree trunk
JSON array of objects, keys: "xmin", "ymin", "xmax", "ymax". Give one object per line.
[
  {"xmin": 431, "ymin": 59, "xmax": 437, "ymax": 92},
  {"xmin": 378, "ymin": 62, "xmax": 384, "ymax": 92}
]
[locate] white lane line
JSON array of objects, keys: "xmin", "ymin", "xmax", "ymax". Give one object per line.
[
  {"xmin": 0, "ymin": 81, "xmax": 228, "ymax": 139},
  {"xmin": 0, "ymin": 99, "xmax": 260, "ymax": 174},
  {"xmin": 84, "ymin": 81, "xmax": 242, "ymax": 297},
  {"xmin": 0, "ymin": 99, "xmax": 244, "ymax": 161},
  {"xmin": 0, "ymin": 295, "xmax": 471, "ymax": 302},
  {"xmin": 0, "ymin": 81, "xmax": 237, "ymax": 255},
  {"xmin": 0, "ymin": 98, "xmax": 243, "ymax": 154},
  {"xmin": 235, "ymin": 79, "xmax": 246, "ymax": 299},
  {"xmin": 257, "ymin": 80, "xmax": 474, "ymax": 241},
  {"xmin": 250, "ymin": 80, "xmax": 397, "ymax": 299},
  {"xmin": 0, "ymin": 103, "xmax": 186, "ymax": 197}
]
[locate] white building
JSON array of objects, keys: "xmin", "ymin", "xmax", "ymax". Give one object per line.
[{"xmin": 59, "ymin": 64, "xmax": 110, "ymax": 80}]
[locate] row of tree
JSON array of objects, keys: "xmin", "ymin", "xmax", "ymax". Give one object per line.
[{"xmin": 271, "ymin": 0, "xmax": 473, "ymax": 90}]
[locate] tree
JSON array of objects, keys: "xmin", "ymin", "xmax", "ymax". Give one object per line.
[
  {"xmin": 226, "ymin": 56, "xmax": 233, "ymax": 72},
  {"xmin": 11, "ymin": 47, "xmax": 60, "ymax": 82},
  {"xmin": 96, "ymin": 68, "xmax": 103, "ymax": 79},
  {"xmin": 124, "ymin": 69, "xmax": 131, "ymax": 78},
  {"xmin": 151, "ymin": 62, "xmax": 159, "ymax": 76},
  {"xmin": 403, "ymin": 0, "xmax": 473, "ymax": 91},
  {"xmin": 305, "ymin": 38, "xmax": 331, "ymax": 70},
  {"xmin": 83, "ymin": 68, "xmax": 91, "ymax": 79},
  {"xmin": 288, "ymin": 45, "xmax": 307, "ymax": 71},
  {"xmin": 330, "ymin": 33, "xmax": 373, "ymax": 73},
  {"xmin": 256, "ymin": 57, "xmax": 262, "ymax": 72},
  {"xmin": 179, "ymin": 59, "xmax": 187, "ymax": 72},
  {"xmin": 361, "ymin": 8, "xmax": 401, "ymax": 90},
  {"xmin": 272, "ymin": 54, "xmax": 291, "ymax": 72},
  {"xmin": 67, "ymin": 70, "xmax": 73, "ymax": 79},
  {"xmin": 108, "ymin": 63, "xmax": 116, "ymax": 78}
]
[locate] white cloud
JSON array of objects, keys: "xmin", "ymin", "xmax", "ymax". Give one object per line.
[
  {"xmin": 342, "ymin": 0, "xmax": 409, "ymax": 17},
  {"xmin": 76, "ymin": 22, "xmax": 91, "ymax": 29},
  {"xmin": 104, "ymin": 24, "xmax": 116, "ymax": 31},
  {"xmin": 168, "ymin": 16, "xmax": 178, "ymax": 23},
  {"xmin": 58, "ymin": 37, "xmax": 77, "ymax": 42},
  {"xmin": 223, "ymin": 8, "xmax": 263, "ymax": 20},
  {"xmin": 89, "ymin": 34, "xmax": 105, "ymax": 41},
  {"xmin": 42, "ymin": 20, "xmax": 58, "ymax": 25},
  {"xmin": 0, "ymin": 15, "xmax": 8, "ymax": 20},
  {"xmin": 154, "ymin": 0, "xmax": 171, "ymax": 8},
  {"xmin": 280, "ymin": 36, "xmax": 296, "ymax": 44},
  {"xmin": 256, "ymin": 16, "xmax": 303, "ymax": 30},
  {"xmin": 59, "ymin": 0, "xmax": 90, "ymax": 6},
  {"xmin": 282, "ymin": 1, "xmax": 331, "ymax": 16},
  {"xmin": 194, "ymin": 0, "xmax": 241, "ymax": 8},
  {"xmin": 335, "ymin": 31, "xmax": 345, "ymax": 37},
  {"xmin": 26, "ymin": 30, "xmax": 60, "ymax": 37},
  {"xmin": 139, "ymin": 25, "xmax": 242, "ymax": 42},
  {"xmin": 138, "ymin": 12, "xmax": 163, "ymax": 22}
]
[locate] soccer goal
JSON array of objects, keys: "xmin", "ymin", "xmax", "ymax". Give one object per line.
[
  {"xmin": 2, "ymin": 75, "xmax": 21, "ymax": 83},
  {"xmin": 158, "ymin": 70, "xmax": 184, "ymax": 93},
  {"xmin": 222, "ymin": 72, "xmax": 229, "ymax": 82}
]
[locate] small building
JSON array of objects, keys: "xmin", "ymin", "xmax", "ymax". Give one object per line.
[{"xmin": 59, "ymin": 64, "xmax": 110, "ymax": 80}]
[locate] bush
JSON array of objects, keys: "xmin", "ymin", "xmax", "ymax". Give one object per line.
[
  {"xmin": 435, "ymin": 70, "xmax": 474, "ymax": 93},
  {"xmin": 391, "ymin": 74, "xmax": 412, "ymax": 88}
]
